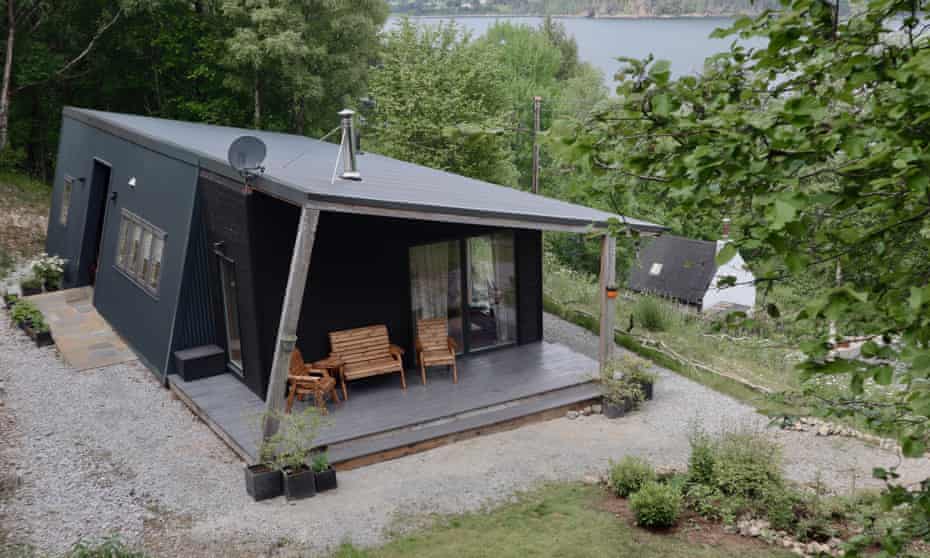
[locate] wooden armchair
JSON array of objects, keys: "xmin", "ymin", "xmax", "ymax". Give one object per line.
[
  {"xmin": 415, "ymin": 318, "xmax": 458, "ymax": 385},
  {"xmin": 329, "ymin": 325, "xmax": 407, "ymax": 391},
  {"xmin": 286, "ymin": 348, "xmax": 339, "ymax": 414}
]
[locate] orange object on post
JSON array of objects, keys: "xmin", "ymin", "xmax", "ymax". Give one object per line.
[{"xmin": 606, "ymin": 286, "xmax": 618, "ymax": 299}]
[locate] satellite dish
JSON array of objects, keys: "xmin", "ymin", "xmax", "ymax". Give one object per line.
[{"xmin": 227, "ymin": 136, "xmax": 267, "ymax": 177}]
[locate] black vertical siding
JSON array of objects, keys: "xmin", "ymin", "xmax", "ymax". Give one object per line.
[
  {"xmin": 516, "ymin": 229, "xmax": 544, "ymax": 344},
  {"xmin": 168, "ymin": 190, "xmax": 219, "ymax": 374},
  {"xmin": 199, "ymin": 171, "xmax": 267, "ymax": 396}
]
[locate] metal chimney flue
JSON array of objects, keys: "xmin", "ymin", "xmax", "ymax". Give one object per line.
[{"xmin": 338, "ymin": 108, "xmax": 361, "ymax": 181}]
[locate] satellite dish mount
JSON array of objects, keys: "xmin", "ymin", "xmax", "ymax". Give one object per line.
[{"xmin": 227, "ymin": 136, "xmax": 267, "ymax": 182}]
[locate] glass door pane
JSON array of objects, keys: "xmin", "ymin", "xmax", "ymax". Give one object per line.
[
  {"xmin": 467, "ymin": 232, "xmax": 517, "ymax": 350},
  {"xmin": 409, "ymin": 240, "xmax": 464, "ymax": 352},
  {"xmin": 218, "ymin": 258, "xmax": 243, "ymax": 374}
]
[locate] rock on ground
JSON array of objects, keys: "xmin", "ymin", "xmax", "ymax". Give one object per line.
[{"xmin": 0, "ymin": 313, "xmax": 926, "ymax": 556}]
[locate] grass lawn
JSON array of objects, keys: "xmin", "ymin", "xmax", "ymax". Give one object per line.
[{"xmin": 331, "ymin": 484, "xmax": 793, "ymax": 558}]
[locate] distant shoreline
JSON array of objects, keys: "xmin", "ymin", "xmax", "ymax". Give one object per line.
[{"xmin": 391, "ymin": 13, "xmax": 747, "ymax": 20}]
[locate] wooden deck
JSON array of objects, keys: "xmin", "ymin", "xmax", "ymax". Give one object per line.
[{"xmin": 168, "ymin": 341, "xmax": 601, "ymax": 466}]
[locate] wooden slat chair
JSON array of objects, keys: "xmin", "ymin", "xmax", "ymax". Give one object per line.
[
  {"xmin": 328, "ymin": 325, "xmax": 406, "ymax": 393},
  {"xmin": 415, "ymin": 318, "xmax": 458, "ymax": 385},
  {"xmin": 286, "ymin": 348, "xmax": 339, "ymax": 415}
]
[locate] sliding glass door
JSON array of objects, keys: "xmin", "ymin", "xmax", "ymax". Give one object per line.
[
  {"xmin": 409, "ymin": 231, "xmax": 516, "ymax": 354},
  {"xmin": 409, "ymin": 240, "xmax": 464, "ymax": 352},
  {"xmin": 466, "ymin": 232, "xmax": 516, "ymax": 350}
]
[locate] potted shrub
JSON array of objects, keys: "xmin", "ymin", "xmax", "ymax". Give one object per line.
[
  {"xmin": 10, "ymin": 300, "xmax": 36, "ymax": 330},
  {"xmin": 620, "ymin": 352, "xmax": 658, "ymax": 401},
  {"xmin": 244, "ymin": 432, "xmax": 283, "ymax": 502},
  {"xmin": 19, "ymin": 275, "xmax": 42, "ymax": 297},
  {"xmin": 31, "ymin": 253, "xmax": 66, "ymax": 292},
  {"xmin": 598, "ymin": 357, "xmax": 645, "ymax": 418},
  {"xmin": 27, "ymin": 315, "xmax": 53, "ymax": 347},
  {"xmin": 2, "ymin": 291, "xmax": 18, "ymax": 309},
  {"xmin": 311, "ymin": 451, "xmax": 337, "ymax": 493},
  {"xmin": 270, "ymin": 407, "xmax": 325, "ymax": 501}
]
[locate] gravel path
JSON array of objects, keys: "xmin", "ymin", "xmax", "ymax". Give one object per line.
[{"xmin": 1, "ymin": 312, "xmax": 926, "ymax": 557}]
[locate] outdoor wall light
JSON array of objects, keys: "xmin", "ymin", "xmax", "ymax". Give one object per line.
[{"xmin": 128, "ymin": 176, "xmax": 137, "ymax": 188}]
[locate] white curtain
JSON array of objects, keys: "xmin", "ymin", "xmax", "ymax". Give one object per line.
[
  {"xmin": 410, "ymin": 242, "xmax": 449, "ymax": 321},
  {"xmin": 491, "ymin": 232, "xmax": 517, "ymax": 343}
]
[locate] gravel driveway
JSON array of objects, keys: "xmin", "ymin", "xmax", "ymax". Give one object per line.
[{"xmin": 1, "ymin": 313, "xmax": 926, "ymax": 557}]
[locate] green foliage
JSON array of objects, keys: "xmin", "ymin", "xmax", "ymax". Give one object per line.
[
  {"xmin": 10, "ymin": 299, "xmax": 42, "ymax": 327},
  {"xmin": 599, "ymin": 359, "xmax": 644, "ymax": 406},
  {"xmin": 632, "ymin": 296, "xmax": 676, "ymax": 333},
  {"xmin": 686, "ymin": 427, "xmax": 717, "ymax": 487},
  {"xmin": 311, "ymin": 451, "xmax": 330, "ymax": 473},
  {"xmin": 64, "ymin": 537, "xmax": 146, "ymax": 558},
  {"xmin": 683, "ymin": 483, "xmax": 725, "ymax": 521},
  {"xmin": 19, "ymin": 275, "xmax": 42, "ymax": 291},
  {"xmin": 264, "ymin": 407, "xmax": 325, "ymax": 472},
  {"xmin": 367, "ymin": 19, "xmax": 516, "ymax": 186},
  {"xmin": 711, "ymin": 432, "xmax": 783, "ymax": 500},
  {"xmin": 629, "ymin": 481, "xmax": 682, "ymax": 529},
  {"xmin": 391, "ymin": 0, "xmax": 782, "ymax": 17},
  {"xmin": 555, "ymin": 0, "xmax": 930, "ymax": 545},
  {"xmin": 609, "ymin": 456, "xmax": 656, "ymax": 497}
]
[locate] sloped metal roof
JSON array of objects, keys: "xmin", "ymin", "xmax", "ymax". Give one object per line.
[
  {"xmin": 64, "ymin": 107, "xmax": 665, "ymax": 233},
  {"xmin": 628, "ymin": 235, "xmax": 718, "ymax": 305}
]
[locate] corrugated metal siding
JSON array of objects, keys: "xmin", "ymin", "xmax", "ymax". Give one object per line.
[{"xmin": 168, "ymin": 192, "xmax": 217, "ymax": 374}]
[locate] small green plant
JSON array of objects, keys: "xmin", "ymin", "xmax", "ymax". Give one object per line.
[
  {"xmin": 621, "ymin": 352, "xmax": 658, "ymax": 386},
  {"xmin": 599, "ymin": 359, "xmax": 645, "ymax": 406},
  {"xmin": 609, "ymin": 456, "xmax": 656, "ymax": 497},
  {"xmin": 629, "ymin": 481, "xmax": 682, "ymax": 529},
  {"xmin": 686, "ymin": 425, "xmax": 717, "ymax": 487},
  {"xmin": 64, "ymin": 537, "xmax": 146, "ymax": 557},
  {"xmin": 30, "ymin": 252, "xmax": 66, "ymax": 288},
  {"xmin": 19, "ymin": 275, "xmax": 42, "ymax": 292},
  {"xmin": 10, "ymin": 299, "xmax": 41, "ymax": 326},
  {"xmin": 265, "ymin": 407, "xmax": 325, "ymax": 472},
  {"xmin": 712, "ymin": 431, "xmax": 783, "ymax": 499},
  {"xmin": 311, "ymin": 451, "xmax": 330, "ymax": 473},
  {"xmin": 632, "ymin": 295, "xmax": 676, "ymax": 332},
  {"xmin": 683, "ymin": 483, "xmax": 725, "ymax": 521}
]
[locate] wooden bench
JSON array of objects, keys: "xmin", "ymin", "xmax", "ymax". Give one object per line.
[
  {"xmin": 329, "ymin": 325, "xmax": 406, "ymax": 395},
  {"xmin": 416, "ymin": 318, "xmax": 458, "ymax": 385}
]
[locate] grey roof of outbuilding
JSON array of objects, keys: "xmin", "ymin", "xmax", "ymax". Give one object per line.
[
  {"xmin": 64, "ymin": 107, "xmax": 664, "ymax": 233},
  {"xmin": 628, "ymin": 235, "xmax": 718, "ymax": 305}
]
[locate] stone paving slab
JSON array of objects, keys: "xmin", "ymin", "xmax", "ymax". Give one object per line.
[{"xmin": 26, "ymin": 287, "xmax": 137, "ymax": 370}]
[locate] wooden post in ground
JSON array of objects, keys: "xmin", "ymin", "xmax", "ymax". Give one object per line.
[
  {"xmin": 598, "ymin": 233, "xmax": 617, "ymax": 371},
  {"xmin": 262, "ymin": 203, "xmax": 320, "ymax": 443}
]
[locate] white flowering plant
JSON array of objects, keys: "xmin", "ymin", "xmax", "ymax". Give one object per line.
[{"xmin": 30, "ymin": 253, "xmax": 67, "ymax": 288}]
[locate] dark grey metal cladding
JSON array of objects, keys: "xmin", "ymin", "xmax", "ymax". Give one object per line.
[
  {"xmin": 47, "ymin": 113, "xmax": 200, "ymax": 378},
  {"xmin": 168, "ymin": 188, "xmax": 220, "ymax": 376},
  {"xmin": 62, "ymin": 107, "xmax": 665, "ymax": 233}
]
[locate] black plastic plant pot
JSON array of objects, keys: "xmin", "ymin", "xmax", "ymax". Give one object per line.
[
  {"xmin": 20, "ymin": 286, "xmax": 41, "ymax": 297},
  {"xmin": 44, "ymin": 281, "xmax": 60, "ymax": 292},
  {"xmin": 314, "ymin": 467, "xmax": 338, "ymax": 492},
  {"xmin": 283, "ymin": 467, "xmax": 316, "ymax": 500},
  {"xmin": 244, "ymin": 465, "xmax": 282, "ymax": 502},
  {"xmin": 18, "ymin": 318, "xmax": 31, "ymax": 331},
  {"xmin": 640, "ymin": 382, "xmax": 654, "ymax": 401},
  {"xmin": 603, "ymin": 398, "xmax": 632, "ymax": 419},
  {"xmin": 33, "ymin": 330, "xmax": 53, "ymax": 348}
]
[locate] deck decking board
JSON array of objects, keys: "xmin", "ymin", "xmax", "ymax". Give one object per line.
[{"xmin": 168, "ymin": 341, "xmax": 599, "ymax": 462}]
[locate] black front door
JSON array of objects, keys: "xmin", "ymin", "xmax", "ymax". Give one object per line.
[{"xmin": 79, "ymin": 160, "xmax": 112, "ymax": 285}]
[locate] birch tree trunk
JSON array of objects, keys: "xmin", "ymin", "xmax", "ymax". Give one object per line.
[
  {"xmin": 0, "ymin": 0, "xmax": 16, "ymax": 152},
  {"xmin": 253, "ymin": 74, "xmax": 261, "ymax": 128}
]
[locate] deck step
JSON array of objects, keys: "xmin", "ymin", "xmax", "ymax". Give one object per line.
[{"xmin": 327, "ymin": 382, "xmax": 601, "ymax": 468}]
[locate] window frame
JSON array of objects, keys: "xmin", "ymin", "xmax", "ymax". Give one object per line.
[
  {"xmin": 114, "ymin": 209, "xmax": 166, "ymax": 298},
  {"xmin": 59, "ymin": 176, "xmax": 73, "ymax": 226}
]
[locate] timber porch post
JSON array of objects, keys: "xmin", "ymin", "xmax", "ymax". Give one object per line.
[
  {"xmin": 598, "ymin": 233, "xmax": 617, "ymax": 371},
  {"xmin": 262, "ymin": 203, "xmax": 320, "ymax": 442}
]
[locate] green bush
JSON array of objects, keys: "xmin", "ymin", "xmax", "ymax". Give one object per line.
[
  {"xmin": 712, "ymin": 432, "xmax": 783, "ymax": 499},
  {"xmin": 632, "ymin": 295, "xmax": 676, "ymax": 332},
  {"xmin": 761, "ymin": 486, "xmax": 803, "ymax": 532},
  {"xmin": 686, "ymin": 428, "xmax": 717, "ymax": 487},
  {"xmin": 609, "ymin": 456, "xmax": 656, "ymax": 497},
  {"xmin": 629, "ymin": 481, "xmax": 682, "ymax": 529},
  {"xmin": 683, "ymin": 483, "xmax": 725, "ymax": 521}
]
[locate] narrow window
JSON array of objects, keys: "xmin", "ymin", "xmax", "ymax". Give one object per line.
[
  {"xmin": 60, "ymin": 177, "xmax": 73, "ymax": 226},
  {"xmin": 115, "ymin": 209, "xmax": 166, "ymax": 297}
]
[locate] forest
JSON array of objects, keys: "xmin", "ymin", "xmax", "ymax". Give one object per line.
[{"xmin": 389, "ymin": 0, "xmax": 784, "ymax": 17}]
